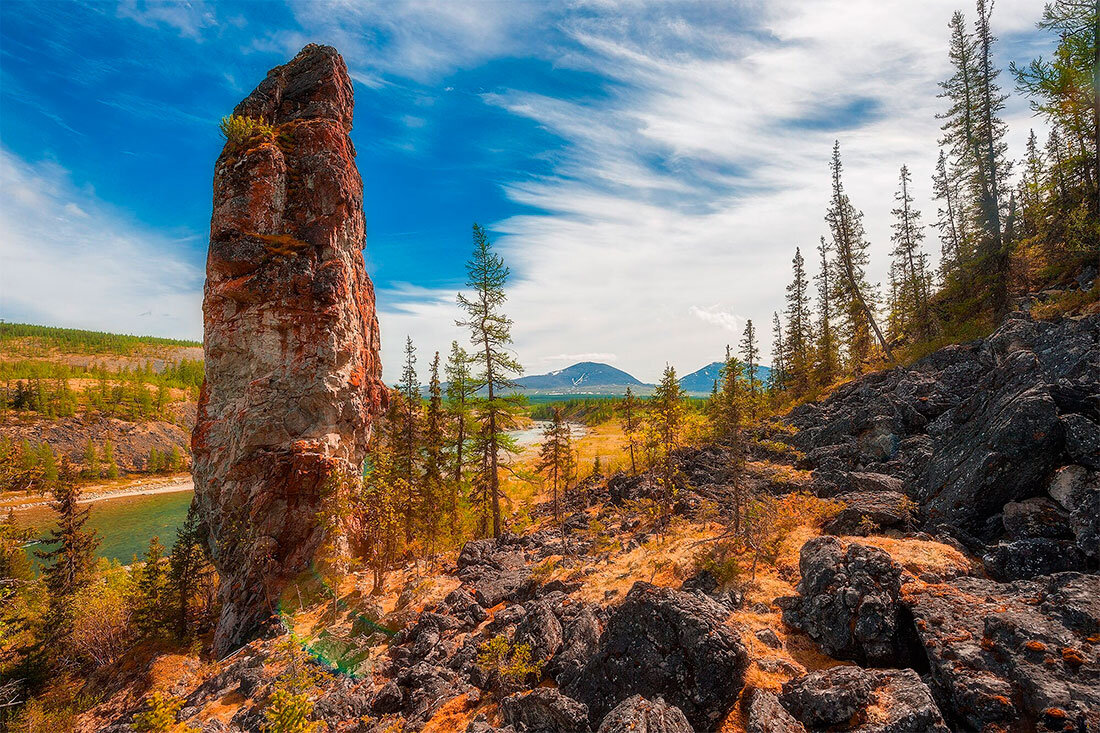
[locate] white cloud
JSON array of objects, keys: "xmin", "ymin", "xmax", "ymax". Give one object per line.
[
  {"xmin": 0, "ymin": 148, "xmax": 203, "ymax": 339},
  {"xmin": 374, "ymin": 0, "xmax": 1052, "ymax": 383}
]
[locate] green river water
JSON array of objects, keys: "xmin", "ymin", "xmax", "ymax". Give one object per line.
[{"xmin": 17, "ymin": 490, "xmax": 194, "ymax": 566}]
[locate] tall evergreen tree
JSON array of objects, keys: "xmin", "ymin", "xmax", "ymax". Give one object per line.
[
  {"xmin": 814, "ymin": 236, "xmax": 839, "ymax": 388},
  {"xmin": 444, "ymin": 341, "xmax": 474, "ymax": 533},
  {"xmin": 422, "ymin": 352, "xmax": 446, "ymax": 550},
  {"xmin": 889, "ymin": 165, "xmax": 934, "ymax": 340},
  {"xmin": 646, "ymin": 366, "xmax": 685, "ymax": 524},
  {"xmin": 825, "ymin": 141, "xmax": 891, "ymax": 367},
  {"xmin": 739, "ymin": 319, "xmax": 760, "ymax": 415},
  {"xmin": 711, "ymin": 347, "xmax": 747, "ymax": 530},
  {"xmin": 931, "ymin": 148, "xmax": 971, "ymax": 282},
  {"xmin": 168, "ymin": 505, "xmax": 211, "ymax": 640},
  {"xmin": 397, "ymin": 336, "xmax": 421, "ymax": 544},
  {"xmin": 36, "ymin": 461, "xmax": 99, "ymax": 631},
  {"xmin": 536, "ymin": 408, "xmax": 575, "ymax": 525},
  {"xmin": 135, "ymin": 536, "xmax": 168, "ymax": 637},
  {"xmin": 784, "ymin": 247, "xmax": 813, "ymax": 394},
  {"xmin": 456, "ymin": 223, "xmax": 523, "ymax": 538},
  {"xmin": 770, "ymin": 312, "xmax": 787, "ymax": 394},
  {"xmin": 619, "ymin": 386, "xmax": 642, "ymax": 475}
]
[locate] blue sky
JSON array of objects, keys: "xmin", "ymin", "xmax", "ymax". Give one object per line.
[{"xmin": 0, "ymin": 1, "xmax": 1052, "ymax": 382}]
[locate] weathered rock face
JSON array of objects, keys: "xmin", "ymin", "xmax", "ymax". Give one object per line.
[
  {"xmin": 565, "ymin": 581, "xmax": 748, "ymax": 730},
  {"xmin": 193, "ymin": 44, "xmax": 385, "ymax": 655}
]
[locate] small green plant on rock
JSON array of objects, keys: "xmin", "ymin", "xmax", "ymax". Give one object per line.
[
  {"xmin": 476, "ymin": 635, "xmax": 544, "ymax": 696},
  {"xmin": 263, "ymin": 638, "xmax": 326, "ymax": 733},
  {"xmin": 133, "ymin": 692, "xmax": 197, "ymax": 733},
  {"xmin": 857, "ymin": 514, "xmax": 878, "ymax": 536},
  {"xmin": 219, "ymin": 114, "xmax": 275, "ymax": 147}
]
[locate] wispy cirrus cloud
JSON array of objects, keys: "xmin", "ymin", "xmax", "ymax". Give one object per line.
[{"xmin": 0, "ymin": 147, "xmax": 203, "ymax": 338}]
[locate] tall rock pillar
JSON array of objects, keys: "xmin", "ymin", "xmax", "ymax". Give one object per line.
[{"xmin": 192, "ymin": 44, "xmax": 385, "ymax": 655}]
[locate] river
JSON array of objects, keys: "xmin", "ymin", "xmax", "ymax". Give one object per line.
[{"xmin": 14, "ymin": 422, "xmax": 582, "ymax": 566}]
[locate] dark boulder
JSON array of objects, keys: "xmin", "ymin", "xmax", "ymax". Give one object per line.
[
  {"xmin": 500, "ymin": 688, "xmax": 590, "ymax": 733},
  {"xmin": 514, "ymin": 599, "xmax": 563, "ymax": 665},
  {"xmin": 596, "ymin": 695, "xmax": 691, "ymax": 733},
  {"xmin": 549, "ymin": 604, "xmax": 602, "ymax": 688},
  {"xmin": 778, "ymin": 537, "xmax": 905, "ymax": 666},
  {"xmin": 565, "ymin": 582, "xmax": 748, "ymax": 730},
  {"xmin": 778, "ymin": 667, "xmax": 949, "ymax": 732},
  {"xmin": 778, "ymin": 666, "xmax": 873, "ymax": 728},
  {"xmin": 745, "ymin": 689, "xmax": 807, "ymax": 733},
  {"xmin": 903, "ymin": 572, "xmax": 1100, "ymax": 731},
  {"xmin": 1001, "ymin": 497, "xmax": 1074, "ymax": 540},
  {"xmin": 823, "ymin": 490, "xmax": 912, "ymax": 535},
  {"xmin": 1062, "ymin": 413, "xmax": 1100, "ymax": 470},
  {"xmin": 982, "ymin": 538, "xmax": 1087, "ymax": 581}
]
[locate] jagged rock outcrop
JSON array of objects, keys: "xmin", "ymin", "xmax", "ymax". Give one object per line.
[
  {"xmin": 565, "ymin": 581, "xmax": 748, "ymax": 730},
  {"xmin": 785, "ymin": 313, "xmax": 1099, "ymax": 562},
  {"xmin": 192, "ymin": 44, "xmax": 385, "ymax": 655},
  {"xmin": 778, "ymin": 537, "xmax": 906, "ymax": 666},
  {"xmin": 596, "ymin": 696, "xmax": 692, "ymax": 733},
  {"xmin": 778, "ymin": 666, "xmax": 949, "ymax": 733}
]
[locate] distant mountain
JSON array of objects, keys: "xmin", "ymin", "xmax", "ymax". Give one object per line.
[
  {"xmin": 679, "ymin": 361, "xmax": 773, "ymax": 395},
  {"xmin": 511, "ymin": 361, "xmax": 646, "ymax": 395}
]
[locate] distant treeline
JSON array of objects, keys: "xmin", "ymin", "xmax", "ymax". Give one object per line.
[
  {"xmin": 529, "ymin": 395, "xmax": 708, "ymax": 426},
  {"xmin": 0, "ymin": 322, "xmax": 201, "ymax": 355}
]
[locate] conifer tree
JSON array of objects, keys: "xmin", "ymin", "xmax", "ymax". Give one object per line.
[
  {"xmin": 358, "ymin": 447, "xmax": 403, "ymax": 594},
  {"xmin": 82, "ymin": 439, "xmax": 99, "ymax": 480},
  {"xmin": 619, "ymin": 386, "xmax": 642, "ymax": 475},
  {"xmin": 444, "ymin": 341, "xmax": 474, "ymax": 533},
  {"xmin": 889, "ymin": 165, "xmax": 934, "ymax": 340},
  {"xmin": 711, "ymin": 347, "xmax": 747, "ymax": 530},
  {"xmin": 456, "ymin": 223, "xmax": 522, "ymax": 538},
  {"xmin": 422, "ymin": 352, "xmax": 445, "ymax": 550},
  {"xmin": 739, "ymin": 319, "xmax": 760, "ymax": 416},
  {"xmin": 37, "ymin": 461, "xmax": 99, "ymax": 619},
  {"xmin": 135, "ymin": 536, "xmax": 168, "ymax": 637},
  {"xmin": 784, "ymin": 247, "xmax": 813, "ymax": 395},
  {"xmin": 536, "ymin": 408, "xmax": 575, "ymax": 525},
  {"xmin": 104, "ymin": 439, "xmax": 119, "ymax": 480},
  {"xmin": 931, "ymin": 148, "xmax": 971, "ymax": 282},
  {"xmin": 814, "ymin": 236, "xmax": 839, "ymax": 388},
  {"xmin": 770, "ymin": 313, "xmax": 787, "ymax": 394},
  {"xmin": 397, "ymin": 336, "xmax": 421, "ymax": 544},
  {"xmin": 646, "ymin": 366, "xmax": 685, "ymax": 525},
  {"xmin": 825, "ymin": 141, "xmax": 891, "ymax": 367},
  {"xmin": 168, "ymin": 505, "xmax": 210, "ymax": 640}
]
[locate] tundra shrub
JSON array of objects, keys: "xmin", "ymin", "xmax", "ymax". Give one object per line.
[{"xmin": 219, "ymin": 115, "xmax": 274, "ymax": 146}]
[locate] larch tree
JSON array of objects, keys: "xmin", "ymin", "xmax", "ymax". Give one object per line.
[
  {"xmin": 931, "ymin": 149, "xmax": 971, "ymax": 283},
  {"xmin": 711, "ymin": 347, "xmax": 747, "ymax": 531},
  {"xmin": 619, "ymin": 386, "xmax": 642, "ymax": 475},
  {"xmin": 889, "ymin": 165, "xmax": 934, "ymax": 340},
  {"xmin": 456, "ymin": 223, "xmax": 522, "ymax": 539},
  {"xmin": 814, "ymin": 236, "xmax": 839, "ymax": 388},
  {"xmin": 784, "ymin": 247, "xmax": 813, "ymax": 395},
  {"xmin": 825, "ymin": 141, "xmax": 892, "ymax": 368}
]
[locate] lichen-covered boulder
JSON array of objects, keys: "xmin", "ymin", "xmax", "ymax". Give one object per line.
[
  {"xmin": 565, "ymin": 581, "xmax": 748, "ymax": 730},
  {"xmin": 596, "ymin": 696, "xmax": 691, "ymax": 733}
]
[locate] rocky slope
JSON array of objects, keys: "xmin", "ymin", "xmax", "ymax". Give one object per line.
[{"xmin": 192, "ymin": 44, "xmax": 386, "ymax": 656}]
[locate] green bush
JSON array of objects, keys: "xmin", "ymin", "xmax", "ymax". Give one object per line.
[
  {"xmin": 476, "ymin": 635, "xmax": 544, "ymax": 695},
  {"xmin": 219, "ymin": 115, "xmax": 274, "ymax": 146}
]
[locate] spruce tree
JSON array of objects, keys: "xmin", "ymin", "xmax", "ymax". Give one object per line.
[
  {"xmin": 135, "ymin": 536, "xmax": 168, "ymax": 637},
  {"xmin": 397, "ymin": 336, "xmax": 421, "ymax": 544},
  {"xmin": 646, "ymin": 366, "xmax": 685, "ymax": 525},
  {"xmin": 82, "ymin": 439, "xmax": 99, "ymax": 480},
  {"xmin": 103, "ymin": 439, "xmax": 119, "ymax": 480},
  {"xmin": 889, "ymin": 165, "xmax": 934, "ymax": 340},
  {"xmin": 814, "ymin": 236, "xmax": 839, "ymax": 388},
  {"xmin": 422, "ymin": 352, "xmax": 446, "ymax": 550},
  {"xmin": 444, "ymin": 341, "xmax": 474, "ymax": 533},
  {"xmin": 771, "ymin": 312, "xmax": 787, "ymax": 394},
  {"xmin": 536, "ymin": 408, "xmax": 575, "ymax": 525},
  {"xmin": 739, "ymin": 319, "xmax": 760, "ymax": 416},
  {"xmin": 784, "ymin": 247, "xmax": 813, "ymax": 395},
  {"xmin": 619, "ymin": 386, "xmax": 642, "ymax": 475},
  {"xmin": 711, "ymin": 347, "xmax": 746, "ymax": 530},
  {"xmin": 825, "ymin": 141, "xmax": 891, "ymax": 367},
  {"xmin": 36, "ymin": 461, "xmax": 99, "ymax": 616},
  {"xmin": 168, "ymin": 505, "xmax": 209, "ymax": 640},
  {"xmin": 456, "ymin": 223, "xmax": 522, "ymax": 538},
  {"xmin": 931, "ymin": 149, "xmax": 971, "ymax": 283}
]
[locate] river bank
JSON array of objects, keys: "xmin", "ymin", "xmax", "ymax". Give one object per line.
[{"xmin": 1, "ymin": 473, "xmax": 194, "ymax": 512}]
